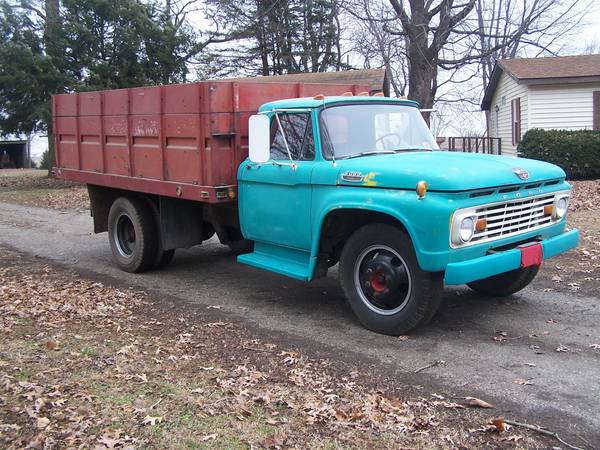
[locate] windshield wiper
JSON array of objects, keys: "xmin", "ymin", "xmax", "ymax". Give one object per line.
[{"xmin": 338, "ymin": 150, "xmax": 396, "ymax": 160}]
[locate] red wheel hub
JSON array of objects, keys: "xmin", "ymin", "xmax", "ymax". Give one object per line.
[{"xmin": 370, "ymin": 271, "xmax": 386, "ymax": 292}]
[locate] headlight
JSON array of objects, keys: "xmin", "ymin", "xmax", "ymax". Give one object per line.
[
  {"xmin": 451, "ymin": 214, "xmax": 476, "ymax": 245},
  {"xmin": 459, "ymin": 217, "xmax": 475, "ymax": 242},
  {"xmin": 553, "ymin": 196, "xmax": 568, "ymax": 220}
]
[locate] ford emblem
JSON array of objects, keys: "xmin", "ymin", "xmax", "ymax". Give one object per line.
[{"xmin": 513, "ymin": 168, "xmax": 529, "ymax": 180}]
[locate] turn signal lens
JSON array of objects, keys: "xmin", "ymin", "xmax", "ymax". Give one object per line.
[
  {"xmin": 476, "ymin": 218, "xmax": 487, "ymax": 232},
  {"xmin": 543, "ymin": 204, "xmax": 554, "ymax": 216},
  {"xmin": 416, "ymin": 180, "xmax": 428, "ymax": 198}
]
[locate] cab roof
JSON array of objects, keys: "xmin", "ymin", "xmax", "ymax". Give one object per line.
[{"xmin": 258, "ymin": 95, "xmax": 419, "ymax": 112}]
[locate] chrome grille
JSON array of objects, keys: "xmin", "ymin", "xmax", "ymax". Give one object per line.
[{"xmin": 471, "ymin": 194, "xmax": 556, "ymax": 243}]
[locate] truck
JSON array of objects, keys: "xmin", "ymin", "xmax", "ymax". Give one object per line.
[{"xmin": 52, "ymin": 77, "xmax": 579, "ymax": 335}]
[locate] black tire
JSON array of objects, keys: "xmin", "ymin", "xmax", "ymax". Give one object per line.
[
  {"xmin": 339, "ymin": 224, "xmax": 443, "ymax": 335},
  {"xmin": 108, "ymin": 197, "xmax": 158, "ymax": 273},
  {"xmin": 467, "ymin": 266, "xmax": 539, "ymax": 297}
]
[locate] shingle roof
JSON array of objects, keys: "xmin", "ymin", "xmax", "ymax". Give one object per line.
[
  {"xmin": 225, "ymin": 69, "xmax": 388, "ymax": 93},
  {"xmin": 498, "ymin": 54, "xmax": 600, "ymax": 80},
  {"xmin": 481, "ymin": 54, "xmax": 600, "ymax": 110}
]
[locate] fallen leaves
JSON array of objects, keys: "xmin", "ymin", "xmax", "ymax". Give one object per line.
[
  {"xmin": 0, "ymin": 245, "xmax": 551, "ymax": 449},
  {"xmin": 463, "ymin": 397, "xmax": 494, "ymax": 409},
  {"xmin": 141, "ymin": 415, "xmax": 163, "ymax": 426},
  {"xmin": 36, "ymin": 417, "xmax": 50, "ymax": 429}
]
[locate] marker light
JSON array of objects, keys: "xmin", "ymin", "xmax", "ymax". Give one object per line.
[
  {"xmin": 357, "ymin": 91, "xmax": 369, "ymax": 96},
  {"xmin": 476, "ymin": 218, "xmax": 487, "ymax": 232},
  {"xmin": 416, "ymin": 180, "xmax": 428, "ymax": 199},
  {"xmin": 313, "ymin": 94, "xmax": 325, "ymax": 100},
  {"xmin": 341, "ymin": 92, "xmax": 353, "ymax": 96}
]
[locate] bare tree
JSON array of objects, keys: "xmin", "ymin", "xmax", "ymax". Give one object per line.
[
  {"xmin": 354, "ymin": 0, "xmax": 589, "ymax": 124},
  {"xmin": 343, "ymin": 0, "xmax": 408, "ymax": 96},
  {"xmin": 471, "ymin": 0, "xmax": 588, "ymax": 93}
]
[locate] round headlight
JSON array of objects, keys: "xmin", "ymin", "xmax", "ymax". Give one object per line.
[
  {"xmin": 554, "ymin": 197, "xmax": 568, "ymax": 219},
  {"xmin": 459, "ymin": 217, "xmax": 475, "ymax": 242}
]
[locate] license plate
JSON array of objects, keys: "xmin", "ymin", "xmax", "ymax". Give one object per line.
[{"xmin": 519, "ymin": 242, "xmax": 543, "ymax": 268}]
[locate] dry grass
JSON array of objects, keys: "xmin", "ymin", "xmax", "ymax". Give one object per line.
[
  {"xmin": 0, "ymin": 169, "xmax": 88, "ymax": 211},
  {"xmin": 0, "ymin": 247, "xmax": 551, "ymax": 449}
]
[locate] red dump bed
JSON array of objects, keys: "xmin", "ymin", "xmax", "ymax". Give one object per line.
[{"xmin": 52, "ymin": 80, "xmax": 369, "ymax": 203}]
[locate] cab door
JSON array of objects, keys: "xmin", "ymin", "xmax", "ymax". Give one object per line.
[{"xmin": 238, "ymin": 111, "xmax": 315, "ymax": 251}]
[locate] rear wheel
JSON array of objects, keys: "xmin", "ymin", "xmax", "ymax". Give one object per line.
[
  {"xmin": 339, "ymin": 224, "xmax": 443, "ymax": 335},
  {"xmin": 467, "ymin": 266, "xmax": 539, "ymax": 297},
  {"xmin": 108, "ymin": 197, "xmax": 158, "ymax": 273}
]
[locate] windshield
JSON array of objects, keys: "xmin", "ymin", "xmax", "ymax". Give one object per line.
[{"xmin": 319, "ymin": 103, "xmax": 439, "ymax": 159}]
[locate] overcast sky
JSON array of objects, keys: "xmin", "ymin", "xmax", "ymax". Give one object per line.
[{"xmin": 28, "ymin": 3, "xmax": 600, "ymax": 158}]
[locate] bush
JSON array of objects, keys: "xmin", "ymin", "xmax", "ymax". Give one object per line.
[
  {"xmin": 518, "ymin": 128, "xmax": 600, "ymax": 180},
  {"xmin": 38, "ymin": 149, "xmax": 50, "ymax": 170}
]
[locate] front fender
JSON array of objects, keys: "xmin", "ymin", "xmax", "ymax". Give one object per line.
[{"xmin": 309, "ymin": 186, "xmax": 455, "ymax": 278}]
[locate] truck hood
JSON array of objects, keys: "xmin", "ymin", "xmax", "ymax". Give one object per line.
[{"xmin": 335, "ymin": 152, "xmax": 565, "ymax": 191}]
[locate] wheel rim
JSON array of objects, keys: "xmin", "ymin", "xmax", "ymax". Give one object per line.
[
  {"xmin": 114, "ymin": 213, "xmax": 136, "ymax": 258},
  {"xmin": 353, "ymin": 245, "xmax": 412, "ymax": 315}
]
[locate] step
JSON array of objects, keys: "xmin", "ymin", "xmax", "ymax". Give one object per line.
[{"xmin": 237, "ymin": 242, "xmax": 313, "ymax": 281}]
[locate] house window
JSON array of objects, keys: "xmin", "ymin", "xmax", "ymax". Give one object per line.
[
  {"xmin": 511, "ymin": 98, "xmax": 521, "ymax": 145},
  {"xmin": 594, "ymin": 91, "xmax": 600, "ymax": 131}
]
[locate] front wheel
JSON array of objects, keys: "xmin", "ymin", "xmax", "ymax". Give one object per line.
[
  {"xmin": 339, "ymin": 224, "xmax": 443, "ymax": 335},
  {"xmin": 467, "ymin": 266, "xmax": 539, "ymax": 297}
]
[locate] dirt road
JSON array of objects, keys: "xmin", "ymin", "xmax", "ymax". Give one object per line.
[{"xmin": 0, "ymin": 201, "xmax": 598, "ymax": 447}]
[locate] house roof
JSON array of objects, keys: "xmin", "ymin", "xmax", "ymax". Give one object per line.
[
  {"xmin": 226, "ymin": 69, "xmax": 388, "ymax": 94},
  {"xmin": 481, "ymin": 54, "xmax": 600, "ymax": 110}
]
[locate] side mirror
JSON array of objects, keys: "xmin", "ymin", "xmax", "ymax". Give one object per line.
[{"xmin": 248, "ymin": 114, "xmax": 270, "ymax": 163}]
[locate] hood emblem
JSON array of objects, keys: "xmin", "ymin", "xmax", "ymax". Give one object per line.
[
  {"xmin": 513, "ymin": 168, "xmax": 529, "ymax": 180},
  {"xmin": 341, "ymin": 171, "xmax": 364, "ymax": 183}
]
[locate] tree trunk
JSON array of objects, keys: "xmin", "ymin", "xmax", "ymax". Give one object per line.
[{"xmin": 44, "ymin": 0, "xmax": 61, "ymax": 176}]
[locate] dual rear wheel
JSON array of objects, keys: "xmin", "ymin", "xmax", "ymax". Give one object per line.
[{"xmin": 108, "ymin": 197, "xmax": 175, "ymax": 273}]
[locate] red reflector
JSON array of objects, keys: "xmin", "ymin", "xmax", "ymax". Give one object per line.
[{"xmin": 519, "ymin": 243, "xmax": 543, "ymax": 268}]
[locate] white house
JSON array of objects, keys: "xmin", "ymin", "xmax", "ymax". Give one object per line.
[{"xmin": 481, "ymin": 54, "xmax": 600, "ymax": 156}]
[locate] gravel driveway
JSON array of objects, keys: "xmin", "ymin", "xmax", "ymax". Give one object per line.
[{"xmin": 0, "ymin": 201, "xmax": 598, "ymax": 446}]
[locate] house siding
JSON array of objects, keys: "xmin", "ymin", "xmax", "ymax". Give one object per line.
[
  {"xmin": 487, "ymin": 71, "xmax": 528, "ymax": 156},
  {"xmin": 528, "ymin": 83, "xmax": 600, "ymax": 130}
]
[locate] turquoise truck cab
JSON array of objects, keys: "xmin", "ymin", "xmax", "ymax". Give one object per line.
[{"xmin": 236, "ymin": 95, "xmax": 579, "ymax": 335}]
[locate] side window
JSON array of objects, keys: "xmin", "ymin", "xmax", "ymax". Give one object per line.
[{"xmin": 270, "ymin": 113, "xmax": 314, "ymax": 161}]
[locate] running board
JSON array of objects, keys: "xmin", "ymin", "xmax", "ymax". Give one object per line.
[{"xmin": 237, "ymin": 242, "xmax": 313, "ymax": 281}]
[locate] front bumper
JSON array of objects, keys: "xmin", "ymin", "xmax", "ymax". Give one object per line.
[{"xmin": 444, "ymin": 229, "xmax": 579, "ymax": 285}]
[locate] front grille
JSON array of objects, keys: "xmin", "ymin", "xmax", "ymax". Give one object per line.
[{"xmin": 471, "ymin": 194, "xmax": 556, "ymax": 244}]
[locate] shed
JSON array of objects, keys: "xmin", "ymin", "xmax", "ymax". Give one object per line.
[{"xmin": 0, "ymin": 139, "xmax": 28, "ymax": 169}]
